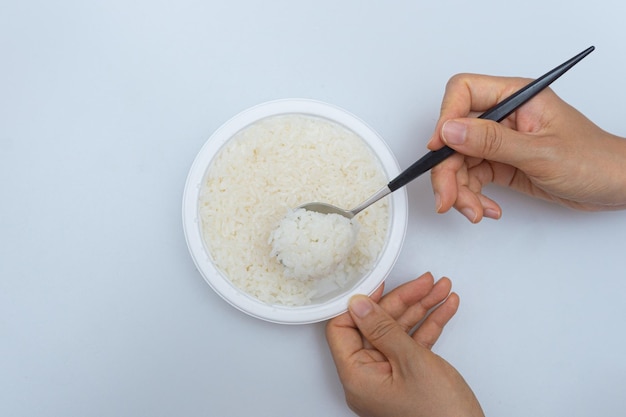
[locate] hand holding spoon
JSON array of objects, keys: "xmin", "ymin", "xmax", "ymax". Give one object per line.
[{"xmin": 299, "ymin": 46, "xmax": 595, "ymax": 219}]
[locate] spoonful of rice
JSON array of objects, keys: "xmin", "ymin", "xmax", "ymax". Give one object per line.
[
  {"xmin": 299, "ymin": 46, "xmax": 595, "ymax": 220},
  {"xmin": 269, "ymin": 208, "xmax": 359, "ymax": 281}
]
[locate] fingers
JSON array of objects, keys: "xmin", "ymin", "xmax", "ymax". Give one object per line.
[
  {"xmin": 326, "ymin": 309, "xmax": 365, "ymax": 372},
  {"xmin": 427, "ymin": 74, "xmax": 547, "ymax": 222},
  {"xmin": 394, "ymin": 276, "xmax": 453, "ymax": 333},
  {"xmin": 427, "ymin": 74, "xmax": 531, "ymax": 151},
  {"xmin": 431, "ymin": 152, "xmax": 466, "ymax": 213},
  {"xmin": 431, "ymin": 156, "xmax": 503, "ymax": 222},
  {"xmin": 412, "ymin": 292, "xmax": 460, "ymax": 350},
  {"xmin": 389, "ymin": 278, "xmax": 459, "ymax": 351},
  {"xmin": 442, "ymin": 73, "xmax": 531, "ymax": 115},
  {"xmin": 325, "ymin": 281, "xmax": 386, "ymax": 369},
  {"xmin": 347, "ymin": 295, "xmax": 416, "ymax": 367},
  {"xmin": 370, "ymin": 274, "xmax": 457, "ymax": 341},
  {"xmin": 376, "ymin": 272, "xmax": 435, "ymax": 326},
  {"xmin": 327, "ymin": 274, "xmax": 458, "ymax": 369},
  {"xmin": 369, "ymin": 281, "xmax": 385, "ymax": 303},
  {"xmin": 440, "ymin": 118, "xmax": 536, "ymax": 167},
  {"xmin": 430, "ymin": 117, "xmax": 542, "ymax": 223}
]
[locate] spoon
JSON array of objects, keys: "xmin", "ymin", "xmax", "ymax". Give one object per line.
[{"xmin": 299, "ymin": 46, "xmax": 595, "ymax": 219}]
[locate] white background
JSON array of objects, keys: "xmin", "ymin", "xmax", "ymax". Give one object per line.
[{"xmin": 2, "ymin": 1, "xmax": 625, "ymax": 416}]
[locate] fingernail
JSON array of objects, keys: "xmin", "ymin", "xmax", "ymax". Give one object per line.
[
  {"xmin": 461, "ymin": 207, "xmax": 477, "ymax": 223},
  {"xmin": 434, "ymin": 193, "xmax": 442, "ymax": 213},
  {"xmin": 442, "ymin": 120, "xmax": 467, "ymax": 145},
  {"xmin": 349, "ymin": 296, "xmax": 373, "ymax": 318},
  {"xmin": 484, "ymin": 208, "xmax": 501, "ymax": 219}
]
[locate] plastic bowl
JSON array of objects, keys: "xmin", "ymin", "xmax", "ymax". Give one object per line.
[{"xmin": 182, "ymin": 99, "xmax": 408, "ymax": 324}]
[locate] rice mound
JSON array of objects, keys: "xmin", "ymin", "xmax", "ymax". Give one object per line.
[
  {"xmin": 198, "ymin": 114, "xmax": 389, "ymax": 306},
  {"xmin": 269, "ymin": 208, "xmax": 360, "ymax": 281}
]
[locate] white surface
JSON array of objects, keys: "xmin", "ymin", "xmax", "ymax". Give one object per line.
[{"xmin": 1, "ymin": 1, "xmax": 625, "ymax": 416}]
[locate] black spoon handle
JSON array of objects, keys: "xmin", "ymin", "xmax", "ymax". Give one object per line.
[{"xmin": 387, "ymin": 45, "xmax": 595, "ymax": 193}]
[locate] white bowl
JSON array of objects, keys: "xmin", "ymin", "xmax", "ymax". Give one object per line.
[{"xmin": 182, "ymin": 99, "xmax": 408, "ymax": 324}]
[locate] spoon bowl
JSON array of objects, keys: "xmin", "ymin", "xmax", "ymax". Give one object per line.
[{"xmin": 298, "ymin": 185, "xmax": 392, "ymax": 219}]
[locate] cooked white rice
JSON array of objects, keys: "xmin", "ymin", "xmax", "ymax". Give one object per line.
[
  {"xmin": 269, "ymin": 208, "xmax": 360, "ymax": 282},
  {"xmin": 198, "ymin": 114, "xmax": 389, "ymax": 306}
]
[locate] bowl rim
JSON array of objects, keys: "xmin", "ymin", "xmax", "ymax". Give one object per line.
[{"xmin": 182, "ymin": 98, "xmax": 408, "ymax": 324}]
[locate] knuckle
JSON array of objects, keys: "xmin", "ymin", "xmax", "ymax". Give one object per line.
[
  {"xmin": 366, "ymin": 318, "xmax": 398, "ymax": 343},
  {"xmin": 481, "ymin": 122, "xmax": 504, "ymax": 157},
  {"xmin": 445, "ymin": 73, "xmax": 470, "ymax": 95}
]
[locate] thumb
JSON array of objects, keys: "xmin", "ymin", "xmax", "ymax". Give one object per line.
[
  {"xmin": 348, "ymin": 295, "xmax": 415, "ymax": 364},
  {"xmin": 441, "ymin": 118, "xmax": 533, "ymax": 166}
]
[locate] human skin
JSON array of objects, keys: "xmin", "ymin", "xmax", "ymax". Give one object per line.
[
  {"xmin": 326, "ymin": 272, "xmax": 484, "ymax": 417},
  {"xmin": 427, "ymin": 73, "xmax": 626, "ymax": 223}
]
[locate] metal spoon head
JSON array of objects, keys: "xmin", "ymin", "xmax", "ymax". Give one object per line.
[{"xmin": 296, "ymin": 202, "xmax": 355, "ymax": 219}]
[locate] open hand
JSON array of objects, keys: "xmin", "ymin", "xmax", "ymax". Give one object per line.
[{"xmin": 326, "ymin": 272, "xmax": 484, "ymax": 417}]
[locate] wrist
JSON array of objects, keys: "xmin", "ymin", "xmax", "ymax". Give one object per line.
[{"xmin": 593, "ymin": 132, "xmax": 626, "ymax": 210}]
